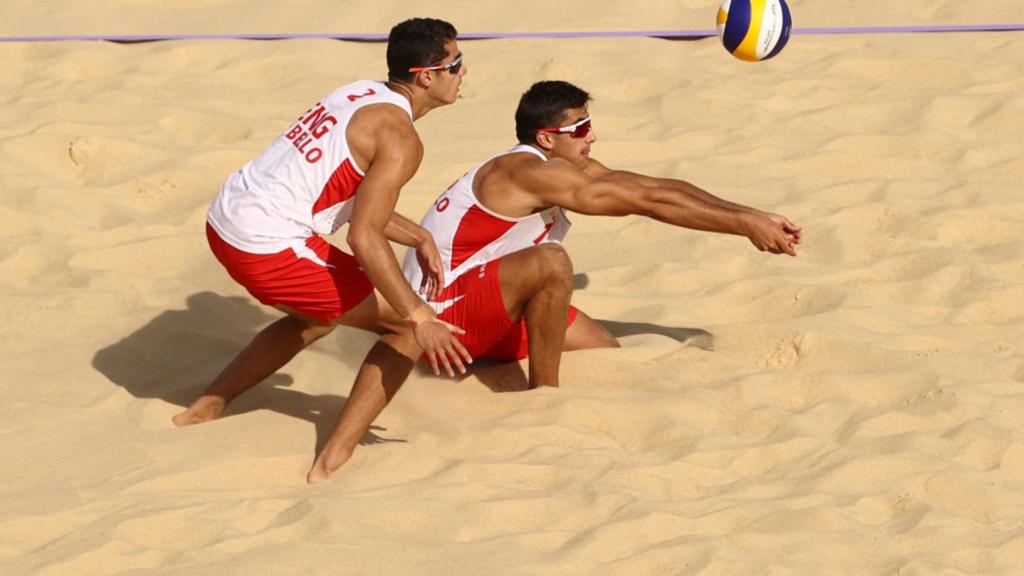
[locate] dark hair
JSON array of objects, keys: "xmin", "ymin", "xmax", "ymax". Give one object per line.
[
  {"xmin": 387, "ymin": 18, "xmax": 458, "ymax": 83},
  {"xmin": 515, "ymin": 81, "xmax": 592, "ymax": 145}
]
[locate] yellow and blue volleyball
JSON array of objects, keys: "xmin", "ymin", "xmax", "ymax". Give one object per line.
[{"xmin": 716, "ymin": 0, "xmax": 792, "ymax": 62}]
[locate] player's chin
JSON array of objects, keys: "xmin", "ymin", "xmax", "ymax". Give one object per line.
[{"xmin": 451, "ymin": 82, "xmax": 465, "ymax": 101}]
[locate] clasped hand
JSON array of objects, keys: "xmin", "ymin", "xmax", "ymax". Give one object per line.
[{"xmin": 747, "ymin": 212, "xmax": 802, "ymax": 256}]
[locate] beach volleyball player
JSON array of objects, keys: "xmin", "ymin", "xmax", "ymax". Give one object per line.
[
  {"xmin": 402, "ymin": 80, "xmax": 802, "ymax": 388},
  {"xmin": 174, "ymin": 18, "xmax": 474, "ymax": 483}
]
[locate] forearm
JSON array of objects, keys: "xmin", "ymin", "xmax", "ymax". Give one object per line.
[
  {"xmin": 655, "ymin": 177, "xmax": 763, "ymax": 215},
  {"xmin": 383, "ymin": 212, "xmax": 429, "ymax": 248},
  {"xmin": 585, "ymin": 172, "xmax": 751, "ymax": 234},
  {"xmin": 608, "ymin": 169, "xmax": 762, "ymax": 214},
  {"xmin": 349, "ymin": 227, "xmax": 430, "ymax": 322},
  {"xmin": 644, "ymin": 186, "xmax": 754, "ymax": 236},
  {"xmin": 584, "ymin": 168, "xmax": 797, "ymax": 254}
]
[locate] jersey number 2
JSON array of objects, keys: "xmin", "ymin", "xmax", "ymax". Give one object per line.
[{"xmin": 347, "ymin": 88, "xmax": 377, "ymax": 102}]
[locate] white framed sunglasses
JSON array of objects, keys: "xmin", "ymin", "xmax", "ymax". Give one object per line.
[
  {"xmin": 536, "ymin": 116, "xmax": 592, "ymax": 139},
  {"xmin": 409, "ymin": 53, "xmax": 463, "ymax": 75}
]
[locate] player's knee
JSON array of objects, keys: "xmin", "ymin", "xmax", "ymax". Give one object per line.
[
  {"xmin": 536, "ymin": 244, "xmax": 573, "ymax": 289},
  {"xmin": 381, "ymin": 327, "xmax": 422, "ymax": 360},
  {"xmin": 282, "ymin": 313, "xmax": 336, "ymax": 343},
  {"xmin": 305, "ymin": 321, "xmax": 336, "ymax": 339}
]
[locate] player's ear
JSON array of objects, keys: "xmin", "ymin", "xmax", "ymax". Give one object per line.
[
  {"xmin": 412, "ymin": 70, "xmax": 433, "ymax": 89},
  {"xmin": 534, "ymin": 131, "xmax": 556, "ymax": 151}
]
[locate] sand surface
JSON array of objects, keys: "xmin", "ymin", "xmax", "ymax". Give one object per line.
[{"xmin": 1, "ymin": 3, "xmax": 1023, "ymax": 575}]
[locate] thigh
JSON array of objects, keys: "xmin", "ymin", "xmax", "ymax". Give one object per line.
[
  {"xmin": 435, "ymin": 260, "xmax": 518, "ymax": 359},
  {"xmin": 481, "ymin": 306, "xmax": 581, "ymax": 361},
  {"xmin": 496, "ymin": 244, "xmax": 573, "ymax": 322},
  {"xmin": 207, "ymin": 224, "xmax": 373, "ymax": 324}
]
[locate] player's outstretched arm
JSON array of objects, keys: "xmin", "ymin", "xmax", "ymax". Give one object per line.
[
  {"xmin": 586, "ymin": 158, "xmax": 800, "ymax": 232},
  {"xmin": 531, "ymin": 159, "xmax": 801, "ymax": 256},
  {"xmin": 597, "ymin": 165, "xmax": 801, "ymax": 250}
]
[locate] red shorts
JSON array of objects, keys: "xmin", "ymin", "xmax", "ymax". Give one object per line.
[
  {"xmin": 436, "ymin": 259, "xmax": 578, "ymax": 361},
  {"xmin": 206, "ymin": 223, "xmax": 373, "ymax": 323}
]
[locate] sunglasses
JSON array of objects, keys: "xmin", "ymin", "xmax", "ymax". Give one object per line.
[
  {"xmin": 536, "ymin": 116, "xmax": 592, "ymax": 139},
  {"xmin": 409, "ymin": 53, "xmax": 463, "ymax": 75}
]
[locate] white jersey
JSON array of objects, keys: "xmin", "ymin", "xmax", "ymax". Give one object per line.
[
  {"xmin": 403, "ymin": 144, "xmax": 572, "ymax": 301},
  {"xmin": 207, "ymin": 80, "xmax": 412, "ymax": 254}
]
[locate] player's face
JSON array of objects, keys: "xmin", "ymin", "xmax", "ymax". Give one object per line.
[
  {"xmin": 546, "ymin": 107, "xmax": 596, "ymax": 169},
  {"xmin": 430, "ymin": 40, "xmax": 466, "ymax": 105}
]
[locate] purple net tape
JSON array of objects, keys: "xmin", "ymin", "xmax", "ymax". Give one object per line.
[{"xmin": 0, "ymin": 25, "xmax": 1021, "ymax": 43}]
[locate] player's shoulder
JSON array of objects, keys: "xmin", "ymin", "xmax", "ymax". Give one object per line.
[
  {"xmin": 524, "ymin": 155, "xmax": 586, "ymax": 183},
  {"xmin": 350, "ymin": 103, "xmax": 421, "ymax": 157},
  {"xmin": 495, "ymin": 156, "xmax": 585, "ymax": 206},
  {"xmin": 339, "ymin": 82, "xmax": 412, "ymax": 130},
  {"xmin": 351, "ymin": 100, "xmax": 415, "ymax": 131}
]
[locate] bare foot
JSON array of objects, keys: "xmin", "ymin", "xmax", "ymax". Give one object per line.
[
  {"xmin": 171, "ymin": 396, "xmax": 227, "ymax": 427},
  {"xmin": 306, "ymin": 448, "xmax": 353, "ymax": 484}
]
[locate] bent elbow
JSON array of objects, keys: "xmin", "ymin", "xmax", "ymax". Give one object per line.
[{"xmin": 346, "ymin": 225, "xmax": 372, "ymax": 256}]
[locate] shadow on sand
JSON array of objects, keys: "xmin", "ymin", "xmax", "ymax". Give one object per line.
[
  {"xmin": 92, "ymin": 291, "xmax": 404, "ymax": 449},
  {"xmin": 96, "ymin": 286, "xmax": 713, "ymax": 434}
]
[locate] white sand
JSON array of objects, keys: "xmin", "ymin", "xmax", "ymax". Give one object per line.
[{"xmin": 1, "ymin": 3, "xmax": 1023, "ymax": 575}]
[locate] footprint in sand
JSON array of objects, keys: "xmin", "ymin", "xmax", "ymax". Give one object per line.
[
  {"xmin": 66, "ymin": 133, "xmax": 179, "ymax": 189},
  {"xmin": 762, "ymin": 334, "xmax": 805, "ymax": 368}
]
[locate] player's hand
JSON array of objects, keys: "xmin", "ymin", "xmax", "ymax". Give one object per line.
[
  {"xmin": 745, "ymin": 213, "xmax": 801, "ymax": 256},
  {"xmin": 410, "ymin": 308, "xmax": 472, "ymax": 377},
  {"xmin": 762, "ymin": 212, "xmax": 802, "ymax": 246},
  {"xmin": 414, "ymin": 236, "xmax": 445, "ymax": 301}
]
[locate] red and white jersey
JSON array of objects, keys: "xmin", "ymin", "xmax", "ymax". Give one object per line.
[
  {"xmin": 403, "ymin": 144, "xmax": 572, "ymax": 302},
  {"xmin": 207, "ymin": 80, "xmax": 412, "ymax": 254}
]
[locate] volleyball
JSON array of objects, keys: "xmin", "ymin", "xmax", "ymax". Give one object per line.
[{"xmin": 716, "ymin": 0, "xmax": 792, "ymax": 62}]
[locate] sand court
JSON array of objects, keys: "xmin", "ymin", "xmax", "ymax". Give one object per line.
[{"xmin": 1, "ymin": 3, "xmax": 1023, "ymax": 574}]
